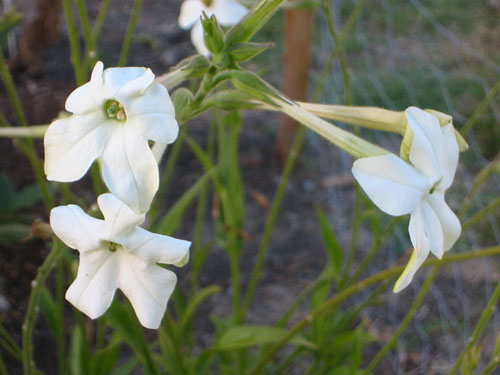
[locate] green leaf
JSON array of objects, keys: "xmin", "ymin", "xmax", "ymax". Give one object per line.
[
  {"xmin": 181, "ymin": 285, "xmax": 221, "ymax": 331},
  {"xmin": 10, "ymin": 184, "xmax": 42, "ymax": 211},
  {"xmin": 0, "ymin": 9, "xmax": 23, "ymax": 50},
  {"xmin": 106, "ymin": 300, "xmax": 157, "ymax": 373},
  {"xmin": 155, "ymin": 167, "xmax": 217, "ymax": 235},
  {"xmin": 203, "ymin": 90, "xmax": 259, "ymax": 111},
  {"xmin": 225, "ymin": 0, "xmax": 284, "ymax": 47},
  {"xmin": 92, "ymin": 343, "xmax": 120, "ymax": 375},
  {"xmin": 39, "ymin": 288, "xmax": 58, "ymax": 338},
  {"xmin": 69, "ymin": 325, "xmax": 91, "ymax": 375},
  {"xmin": 214, "ymin": 325, "xmax": 316, "ymax": 351},
  {"xmin": 0, "ymin": 224, "xmax": 30, "ymax": 245},
  {"xmin": 228, "ymin": 42, "xmax": 273, "ymax": 63},
  {"xmin": 316, "ymin": 208, "xmax": 343, "ymax": 279},
  {"xmin": 171, "ymin": 88, "xmax": 194, "ymax": 122},
  {"xmin": 0, "ymin": 174, "xmax": 13, "ymax": 211}
]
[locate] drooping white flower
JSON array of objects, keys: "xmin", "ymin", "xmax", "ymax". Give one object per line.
[
  {"xmin": 178, "ymin": 0, "xmax": 248, "ymax": 56},
  {"xmin": 44, "ymin": 61, "xmax": 179, "ymax": 213},
  {"xmin": 50, "ymin": 193, "xmax": 191, "ymax": 329},
  {"xmin": 352, "ymin": 107, "xmax": 461, "ymax": 292}
]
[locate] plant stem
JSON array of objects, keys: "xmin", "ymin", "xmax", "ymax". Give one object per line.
[
  {"xmin": 74, "ymin": 0, "xmax": 96, "ymax": 75},
  {"xmin": 448, "ymin": 280, "xmax": 500, "ymax": 374},
  {"xmin": 461, "ymin": 78, "xmax": 500, "ymax": 135},
  {"xmin": 247, "ymin": 245, "xmax": 500, "ymax": 374},
  {"xmin": 92, "ymin": 0, "xmax": 113, "ymax": 44},
  {"xmin": 118, "ymin": 0, "xmax": 143, "ymax": 66},
  {"xmin": 364, "ymin": 265, "xmax": 439, "ymax": 372},
  {"xmin": 62, "ymin": 0, "xmax": 84, "ymax": 85},
  {"xmin": 462, "ymin": 196, "xmax": 500, "ymax": 231},
  {"xmin": 241, "ymin": 126, "xmax": 306, "ymax": 319},
  {"xmin": 22, "ymin": 241, "xmax": 62, "ymax": 375},
  {"xmin": 0, "ymin": 51, "xmax": 53, "ymax": 210}
]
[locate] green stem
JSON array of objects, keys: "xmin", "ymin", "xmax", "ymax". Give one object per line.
[
  {"xmin": 364, "ymin": 265, "xmax": 439, "ymax": 372},
  {"xmin": 0, "ymin": 125, "xmax": 47, "ymax": 137},
  {"xmin": 55, "ymin": 258, "xmax": 66, "ymax": 375},
  {"xmin": 118, "ymin": 0, "xmax": 143, "ymax": 66},
  {"xmin": 92, "ymin": 0, "xmax": 113, "ymax": 44},
  {"xmin": 247, "ymin": 245, "xmax": 500, "ymax": 374},
  {"xmin": 448, "ymin": 280, "xmax": 500, "ymax": 374},
  {"xmin": 461, "ymin": 78, "xmax": 500, "ymax": 135},
  {"xmin": 0, "ymin": 52, "xmax": 53, "ymax": 210},
  {"xmin": 462, "ymin": 196, "xmax": 500, "ymax": 231},
  {"xmin": 22, "ymin": 241, "xmax": 62, "ymax": 375},
  {"xmin": 323, "ymin": 0, "xmax": 353, "ymax": 105},
  {"xmin": 74, "ymin": 0, "xmax": 96, "ymax": 74},
  {"xmin": 241, "ymin": 126, "xmax": 306, "ymax": 319},
  {"xmin": 62, "ymin": 0, "xmax": 84, "ymax": 85}
]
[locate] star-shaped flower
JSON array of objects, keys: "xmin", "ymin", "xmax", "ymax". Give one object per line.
[
  {"xmin": 352, "ymin": 107, "xmax": 461, "ymax": 292},
  {"xmin": 44, "ymin": 61, "xmax": 179, "ymax": 213},
  {"xmin": 50, "ymin": 193, "xmax": 191, "ymax": 329},
  {"xmin": 178, "ymin": 0, "xmax": 248, "ymax": 56}
]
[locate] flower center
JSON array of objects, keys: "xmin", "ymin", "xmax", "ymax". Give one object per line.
[
  {"xmin": 428, "ymin": 179, "xmax": 441, "ymax": 195},
  {"xmin": 104, "ymin": 99, "xmax": 126, "ymax": 121},
  {"xmin": 106, "ymin": 241, "xmax": 120, "ymax": 252},
  {"xmin": 201, "ymin": 0, "xmax": 212, "ymax": 7}
]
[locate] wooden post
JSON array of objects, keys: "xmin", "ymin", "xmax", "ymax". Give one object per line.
[{"xmin": 275, "ymin": 8, "xmax": 313, "ymax": 163}]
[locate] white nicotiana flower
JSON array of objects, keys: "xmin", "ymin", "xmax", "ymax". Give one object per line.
[
  {"xmin": 352, "ymin": 107, "xmax": 461, "ymax": 292},
  {"xmin": 178, "ymin": 0, "xmax": 248, "ymax": 56},
  {"xmin": 44, "ymin": 61, "xmax": 179, "ymax": 213},
  {"xmin": 50, "ymin": 193, "xmax": 191, "ymax": 329}
]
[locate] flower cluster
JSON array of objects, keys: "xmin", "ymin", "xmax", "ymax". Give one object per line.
[
  {"xmin": 178, "ymin": 0, "xmax": 248, "ymax": 56},
  {"xmin": 45, "ymin": 62, "xmax": 190, "ymax": 329},
  {"xmin": 352, "ymin": 107, "xmax": 461, "ymax": 292}
]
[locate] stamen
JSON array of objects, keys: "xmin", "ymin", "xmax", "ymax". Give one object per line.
[{"xmin": 104, "ymin": 100, "xmax": 127, "ymax": 121}]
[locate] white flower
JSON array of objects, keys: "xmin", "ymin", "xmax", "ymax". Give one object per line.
[
  {"xmin": 352, "ymin": 107, "xmax": 461, "ymax": 292},
  {"xmin": 178, "ymin": 0, "xmax": 248, "ymax": 56},
  {"xmin": 50, "ymin": 193, "xmax": 191, "ymax": 329},
  {"xmin": 44, "ymin": 61, "xmax": 179, "ymax": 213}
]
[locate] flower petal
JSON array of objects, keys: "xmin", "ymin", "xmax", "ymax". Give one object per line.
[
  {"xmin": 100, "ymin": 125, "xmax": 159, "ymax": 213},
  {"xmin": 65, "ymin": 61, "xmax": 104, "ymax": 114},
  {"xmin": 97, "ymin": 193, "xmax": 145, "ymax": 239},
  {"xmin": 211, "ymin": 0, "xmax": 248, "ymax": 26},
  {"xmin": 178, "ymin": 0, "xmax": 206, "ymax": 29},
  {"xmin": 352, "ymin": 154, "xmax": 428, "ymax": 216},
  {"xmin": 406, "ymin": 107, "xmax": 443, "ymax": 181},
  {"xmin": 126, "ymin": 84, "xmax": 179, "ymax": 144},
  {"xmin": 66, "ymin": 250, "xmax": 119, "ymax": 319},
  {"xmin": 393, "ymin": 244, "xmax": 430, "ymax": 293},
  {"xmin": 102, "ymin": 66, "xmax": 152, "ymax": 100},
  {"xmin": 191, "ymin": 22, "xmax": 210, "ymax": 56},
  {"xmin": 420, "ymin": 198, "xmax": 444, "ymax": 258},
  {"xmin": 426, "ymin": 192, "xmax": 461, "ymax": 252},
  {"xmin": 115, "ymin": 69, "xmax": 155, "ymax": 103},
  {"xmin": 438, "ymin": 124, "xmax": 459, "ymax": 190},
  {"xmin": 50, "ymin": 204, "xmax": 104, "ymax": 252},
  {"xmin": 118, "ymin": 252, "xmax": 177, "ymax": 329},
  {"xmin": 119, "ymin": 227, "xmax": 191, "ymax": 265},
  {"xmin": 44, "ymin": 113, "xmax": 112, "ymax": 182}
]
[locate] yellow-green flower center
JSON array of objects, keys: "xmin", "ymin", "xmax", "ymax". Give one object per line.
[
  {"xmin": 104, "ymin": 100, "xmax": 126, "ymax": 121},
  {"xmin": 106, "ymin": 241, "xmax": 120, "ymax": 252},
  {"xmin": 202, "ymin": 0, "xmax": 212, "ymax": 7}
]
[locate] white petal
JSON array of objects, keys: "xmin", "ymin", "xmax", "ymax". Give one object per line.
[
  {"xmin": 119, "ymin": 227, "xmax": 191, "ymax": 265},
  {"xmin": 406, "ymin": 107, "xmax": 442, "ymax": 181},
  {"xmin": 66, "ymin": 250, "xmax": 119, "ymax": 319},
  {"xmin": 65, "ymin": 61, "xmax": 104, "ymax": 114},
  {"xmin": 115, "ymin": 69, "xmax": 155, "ymax": 104},
  {"xmin": 125, "ymin": 84, "xmax": 179, "ymax": 144},
  {"xmin": 178, "ymin": 0, "xmax": 206, "ymax": 29},
  {"xmin": 211, "ymin": 0, "xmax": 248, "ymax": 26},
  {"xmin": 191, "ymin": 22, "xmax": 210, "ymax": 56},
  {"xmin": 97, "ymin": 193, "xmax": 145, "ymax": 239},
  {"xmin": 44, "ymin": 112, "xmax": 112, "ymax": 182},
  {"xmin": 438, "ymin": 124, "xmax": 459, "ymax": 190},
  {"xmin": 102, "ymin": 66, "xmax": 152, "ymax": 100},
  {"xmin": 100, "ymin": 125, "xmax": 159, "ymax": 213},
  {"xmin": 50, "ymin": 204, "xmax": 104, "ymax": 252},
  {"xmin": 426, "ymin": 192, "xmax": 461, "ymax": 252},
  {"xmin": 393, "ymin": 244, "xmax": 430, "ymax": 293},
  {"xmin": 352, "ymin": 154, "xmax": 428, "ymax": 216},
  {"xmin": 118, "ymin": 252, "xmax": 177, "ymax": 329},
  {"xmin": 420, "ymin": 198, "xmax": 444, "ymax": 258}
]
